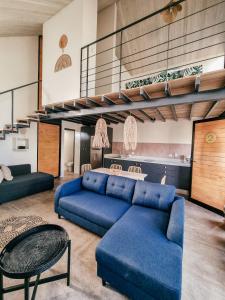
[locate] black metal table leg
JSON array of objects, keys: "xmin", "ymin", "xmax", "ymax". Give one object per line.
[
  {"xmin": 0, "ymin": 272, "xmax": 3, "ymax": 300},
  {"xmin": 31, "ymin": 274, "xmax": 41, "ymax": 300},
  {"xmin": 24, "ymin": 277, "xmax": 30, "ymax": 300},
  {"xmin": 67, "ymin": 240, "xmax": 71, "ymax": 286}
]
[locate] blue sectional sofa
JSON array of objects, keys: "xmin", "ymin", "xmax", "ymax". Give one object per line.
[{"xmin": 55, "ymin": 171, "xmax": 185, "ymax": 300}]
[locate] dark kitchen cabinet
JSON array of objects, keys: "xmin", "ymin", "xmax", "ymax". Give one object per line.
[
  {"xmin": 80, "ymin": 126, "xmax": 113, "ymax": 172},
  {"xmin": 103, "ymin": 158, "xmax": 191, "ymax": 190}
]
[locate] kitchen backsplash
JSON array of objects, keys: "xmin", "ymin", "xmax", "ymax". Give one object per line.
[{"xmin": 112, "ymin": 142, "xmax": 192, "ymax": 159}]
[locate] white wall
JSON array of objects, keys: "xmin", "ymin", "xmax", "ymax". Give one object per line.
[
  {"xmin": 0, "ymin": 123, "xmax": 37, "ymax": 171},
  {"xmin": 61, "ymin": 121, "xmax": 82, "ymax": 177},
  {"xmin": 0, "ymin": 36, "xmax": 38, "ymax": 127},
  {"xmin": 112, "ymin": 119, "xmax": 193, "ymax": 144},
  {"xmin": 0, "ymin": 36, "xmax": 38, "ymax": 170},
  {"xmin": 42, "ymin": 0, "xmax": 97, "ymax": 105}
]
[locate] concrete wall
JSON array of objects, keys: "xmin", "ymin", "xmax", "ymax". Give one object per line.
[
  {"xmin": 42, "ymin": 0, "xmax": 97, "ymax": 104},
  {"xmin": 0, "ymin": 36, "xmax": 38, "ymax": 171}
]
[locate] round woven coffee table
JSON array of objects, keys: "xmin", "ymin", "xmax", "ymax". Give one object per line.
[{"xmin": 0, "ymin": 224, "xmax": 71, "ymax": 300}]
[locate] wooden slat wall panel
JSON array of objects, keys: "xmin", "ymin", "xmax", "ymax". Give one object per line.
[
  {"xmin": 191, "ymin": 119, "xmax": 225, "ymax": 211},
  {"xmin": 38, "ymin": 123, "xmax": 60, "ymax": 177}
]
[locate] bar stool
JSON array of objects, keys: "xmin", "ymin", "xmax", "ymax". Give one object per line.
[
  {"xmin": 81, "ymin": 164, "xmax": 92, "ymax": 175},
  {"xmin": 110, "ymin": 164, "xmax": 122, "ymax": 170},
  {"xmin": 128, "ymin": 166, "xmax": 142, "ymax": 174}
]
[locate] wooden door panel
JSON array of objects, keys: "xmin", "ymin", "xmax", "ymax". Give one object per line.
[
  {"xmin": 191, "ymin": 119, "xmax": 225, "ymax": 211},
  {"xmin": 38, "ymin": 123, "xmax": 60, "ymax": 177}
]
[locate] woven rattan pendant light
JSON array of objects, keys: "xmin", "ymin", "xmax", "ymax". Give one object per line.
[
  {"xmin": 92, "ymin": 118, "xmax": 110, "ymax": 149},
  {"xmin": 123, "ymin": 115, "xmax": 137, "ymax": 151}
]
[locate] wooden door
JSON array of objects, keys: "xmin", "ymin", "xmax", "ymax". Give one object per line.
[
  {"xmin": 191, "ymin": 119, "xmax": 225, "ymax": 211},
  {"xmin": 38, "ymin": 123, "xmax": 60, "ymax": 177}
]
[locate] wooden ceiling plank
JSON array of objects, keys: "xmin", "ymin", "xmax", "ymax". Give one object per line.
[
  {"xmin": 204, "ymin": 101, "xmax": 220, "ymax": 119},
  {"xmin": 139, "ymin": 110, "xmax": 155, "ymax": 122},
  {"xmin": 199, "ymin": 70, "xmax": 225, "ymax": 92}
]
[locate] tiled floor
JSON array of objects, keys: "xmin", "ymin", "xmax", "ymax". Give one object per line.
[{"xmin": 0, "ymin": 176, "xmax": 224, "ymax": 300}]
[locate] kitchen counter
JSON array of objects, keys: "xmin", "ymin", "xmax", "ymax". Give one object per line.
[{"xmin": 104, "ymin": 154, "xmax": 191, "ymax": 167}]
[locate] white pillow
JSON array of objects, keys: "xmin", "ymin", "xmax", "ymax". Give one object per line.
[
  {"xmin": 0, "ymin": 170, "xmax": 3, "ymax": 183},
  {"xmin": 1, "ymin": 165, "xmax": 13, "ymax": 181}
]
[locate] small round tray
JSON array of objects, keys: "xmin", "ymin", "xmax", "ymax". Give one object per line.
[{"xmin": 0, "ymin": 224, "xmax": 69, "ymax": 279}]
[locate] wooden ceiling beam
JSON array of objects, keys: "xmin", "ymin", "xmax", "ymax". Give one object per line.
[
  {"xmin": 156, "ymin": 108, "xmax": 166, "ymax": 122},
  {"xmin": 189, "ymin": 103, "xmax": 194, "ymax": 120},
  {"xmin": 63, "ymin": 104, "xmax": 80, "ymax": 111},
  {"xmin": 103, "ymin": 114, "xmax": 123, "ymax": 123},
  {"xmin": 114, "ymin": 112, "xmax": 127, "ymax": 119},
  {"xmin": 204, "ymin": 101, "xmax": 219, "ymax": 119},
  {"xmin": 102, "ymin": 95, "xmax": 115, "ymax": 105},
  {"xmin": 195, "ymin": 77, "xmax": 201, "ymax": 92},
  {"xmin": 48, "ymin": 89, "xmax": 225, "ymax": 120},
  {"xmin": 171, "ymin": 105, "xmax": 178, "ymax": 121},
  {"xmin": 140, "ymin": 86, "xmax": 151, "ymax": 101},
  {"xmin": 124, "ymin": 111, "xmax": 144, "ymax": 123},
  {"xmin": 138, "ymin": 110, "xmax": 155, "ymax": 122},
  {"xmin": 119, "ymin": 92, "xmax": 133, "ymax": 103},
  {"xmin": 165, "ymin": 82, "xmax": 172, "ymax": 97},
  {"xmin": 85, "ymin": 98, "xmax": 102, "ymax": 107}
]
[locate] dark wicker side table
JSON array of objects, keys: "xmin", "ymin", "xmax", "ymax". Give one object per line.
[{"xmin": 0, "ymin": 224, "xmax": 71, "ymax": 300}]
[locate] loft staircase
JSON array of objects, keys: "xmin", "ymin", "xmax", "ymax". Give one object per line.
[
  {"xmin": 0, "ymin": 112, "xmax": 48, "ymax": 141},
  {"xmin": 0, "ymin": 80, "xmax": 48, "ymax": 141}
]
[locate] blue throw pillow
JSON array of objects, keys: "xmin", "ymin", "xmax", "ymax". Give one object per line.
[
  {"xmin": 132, "ymin": 181, "xmax": 176, "ymax": 211},
  {"xmin": 82, "ymin": 171, "xmax": 109, "ymax": 195},
  {"xmin": 106, "ymin": 175, "xmax": 136, "ymax": 203}
]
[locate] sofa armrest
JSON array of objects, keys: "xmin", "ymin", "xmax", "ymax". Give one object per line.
[
  {"xmin": 167, "ymin": 196, "xmax": 185, "ymax": 248},
  {"xmin": 54, "ymin": 177, "xmax": 82, "ymax": 212}
]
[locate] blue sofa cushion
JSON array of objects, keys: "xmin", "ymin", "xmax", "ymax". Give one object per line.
[
  {"xmin": 59, "ymin": 190, "xmax": 130, "ymax": 229},
  {"xmin": 82, "ymin": 171, "xmax": 109, "ymax": 195},
  {"xmin": 132, "ymin": 180, "xmax": 176, "ymax": 211},
  {"xmin": 106, "ymin": 175, "xmax": 136, "ymax": 203},
  {"xmin": 8, "ymin": 164, "xmax": 31, "ymax": 177},
  {"xmin": 167, "ymin": 196, "xmax": 185, "ymax": 247},
  {"xmin": 96, "ymin": 205, "xmax": 182, "ymax": 300}
]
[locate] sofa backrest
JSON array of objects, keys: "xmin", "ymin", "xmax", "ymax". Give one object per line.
[
  {"xmin": 82, "ymin": 171, "xmax": 109, "ymax": 195},
  {"xmin": 132, "ymin": 180, "xmax": 176, "ymax": 211},
  {"xmin": 8, "ymin": 164, "xmax": 31, "ymax": 177},
  {"xmin": 106, "ymin": 175, "xmax": 136, "ymax": 203}
]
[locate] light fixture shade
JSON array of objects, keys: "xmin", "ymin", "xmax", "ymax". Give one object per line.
[
  {"xmin": 123, "ymin": 115, "xmax": 137, "ymax": 151},
  {"xmin": 92, "ymin": 118, "xmax": 110, "ymax": 149}
]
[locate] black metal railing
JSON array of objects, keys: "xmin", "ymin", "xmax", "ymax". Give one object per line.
[
  {"xmin": 80, "ymin": 0, "xmax": 225, "ymax": 98},
  {"xmin": 0, "ymin": 81, "xmax": 40, "ymax": 132}
]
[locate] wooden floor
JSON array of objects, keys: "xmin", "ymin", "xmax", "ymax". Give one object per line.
[{"xmin": 0, "ymin": 176, "xmax": 224, "ymax": 300}]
